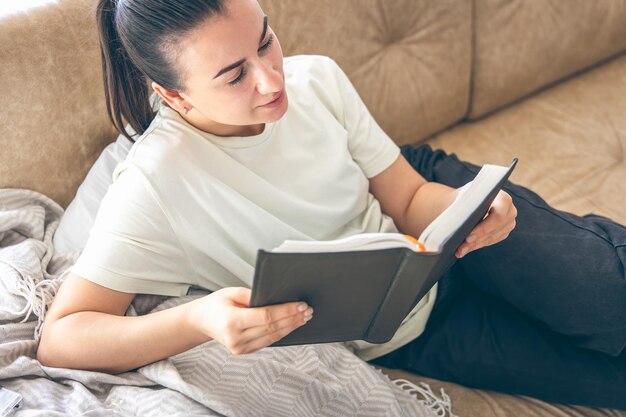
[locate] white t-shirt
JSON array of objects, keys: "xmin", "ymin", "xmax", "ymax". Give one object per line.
[{"xmin": 71, "ymin": 54, "xmax": 438, "ymax": 361}]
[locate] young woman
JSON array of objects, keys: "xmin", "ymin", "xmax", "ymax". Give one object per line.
[{"xmin": 37, "ymin": 0, "xmax": 626, "ymax": 410}]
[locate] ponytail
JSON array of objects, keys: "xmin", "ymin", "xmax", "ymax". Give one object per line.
[
  {"xmin": 95, "ymin": 0, "xmax": 224, "ymax": 143},
  {"xmin": 96, "ymin": 0, "xmax": 152, "ymax": 143}
]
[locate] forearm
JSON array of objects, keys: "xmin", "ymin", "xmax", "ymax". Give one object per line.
[
  {"xmin": 37, "ymin": 298, "xmax": 209, "ymax": 374},
  {"xmin": 397, "ymin": 181, "xmax": 459, "ymax": 239}
]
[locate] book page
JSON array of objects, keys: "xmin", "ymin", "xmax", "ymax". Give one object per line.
[
  {"xmin": 271, "ymin": 232, "xmax": 424, "ymax": 253},
  {"xmin": 418, "ymin": 164, "xmax": 512, "ymax": 252}
]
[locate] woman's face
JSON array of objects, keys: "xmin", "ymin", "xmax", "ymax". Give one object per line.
[{"xmin": 152, "ymin": 0, "xmax": 287, "ymax": 137}]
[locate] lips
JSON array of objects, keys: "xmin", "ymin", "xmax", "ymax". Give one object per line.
[{"xmin": 261, "ymin": 89, "xmax": 284, "ymax": 107}]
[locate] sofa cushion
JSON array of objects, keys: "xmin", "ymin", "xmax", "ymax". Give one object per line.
[
  {"xmin": 259, "ymin": 0, "xmax": 472, "ymax": 145},
  {"xmin": 0, "ymin": 0, "xmax": 472, "ymax": 209},
  {"xmin": 427, "ymin": 53, "xmax": 626, "ymax": 226},
  {"xmin": 52, "ymin": 133, "xmax": 132, "ymax": 255},
  {"xmin": 375, "ymin": 366, "xmax": 626, "ymax": 417},
  {"xmin": 469, "ymin": 0, "xmax": 626, "ymax": 119}
]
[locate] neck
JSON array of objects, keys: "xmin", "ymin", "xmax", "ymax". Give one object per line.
[{"xmin": 170, "ymin": 106, "xmax": 265, "ymax": 137}]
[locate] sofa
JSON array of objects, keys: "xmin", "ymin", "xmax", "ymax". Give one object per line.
[{"xmin": 1, "ymin": 0, "xmax": 625, "ymax": 415}]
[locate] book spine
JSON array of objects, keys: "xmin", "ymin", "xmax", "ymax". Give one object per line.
[{"xmin": 364, "ymin": 250, "xmax": 440, "ymax": 344}]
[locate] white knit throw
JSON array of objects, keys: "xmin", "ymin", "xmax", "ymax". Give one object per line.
[{"xmin": 0, "ymin": 188, "xmax": 457, "ymax": 417}]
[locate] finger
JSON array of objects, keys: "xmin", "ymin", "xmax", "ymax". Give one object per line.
[
  {"xmin": 463, "ymin": 210, "xmax": 500, "ymax": 246},
  {"xmin": 238, "ymin": 307, "xmax": 313, "ymax": 345},
  {"xmin": 505, "ymin": 198, "xmax": 517, "ymax": 229},
  {"xmin": 241, "ymin": 301, "xmax": 312, "ymax": 329},
  {"xmin": 502, "ymin": 195, "xmax": 517, "ymax": 223},
  {"xmin": 489, "ymin": 191, "xmax": 514, "ymax": 221},
  {"xmin": 457, "ymin": 218, "xmax": 516, "ymax": 257},
  {"xmin": 463, "ymin": 221, "xmax": 515, "ymax": 255},
  {"xmin": 463, "ymin": 193, "xmax": 515, "ymax": 246},
  {"xmin": 473, "ymin": 207, "xmax": 517, "ymax": 247},
  {"xmin": 237, "ymin": 315, "xmax": 312, "ymax": 354},
  {"xmin": 478, "ymin": 227, "xmax": 513, "ymax": 249}
]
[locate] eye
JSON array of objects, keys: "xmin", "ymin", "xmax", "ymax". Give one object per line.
[
  {"xmin": 228, "ymin": 67, "xmax": 247, "ymax": 86},
  {"xmin": 259, "ymin": 34, "xmax": 274, "ymax": 53},
  {"xmin": 227, "ymin": 34, "xmax": 274, "ymax": 87}
]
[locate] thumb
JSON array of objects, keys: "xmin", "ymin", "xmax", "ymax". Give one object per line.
[{"xmin": 224, "ymin": 287, "xmax": 252, "ymax": 307}]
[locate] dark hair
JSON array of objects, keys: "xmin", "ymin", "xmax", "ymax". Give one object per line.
[{"xmin": 96, "ymin": 0, "xmax": 225, "ymax": 142}]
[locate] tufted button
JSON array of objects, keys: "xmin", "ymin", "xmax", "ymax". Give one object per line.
[{"xmin": 381, "ymin": 29, "xmax": 408, "ymax": 46}]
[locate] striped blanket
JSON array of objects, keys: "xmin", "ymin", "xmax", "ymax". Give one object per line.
[{"xmin": 0, "ymin": 188, "xmax": 455, "ymax": 416}]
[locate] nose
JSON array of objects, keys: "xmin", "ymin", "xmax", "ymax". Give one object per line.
[{"xmin": 254, "ymin": 59, "xmax": 282, "ymax": 96}]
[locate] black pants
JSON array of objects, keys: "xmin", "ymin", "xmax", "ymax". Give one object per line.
[{"xmin": 368, "ymin": 144, "xmax": 626, "ymax": 410}]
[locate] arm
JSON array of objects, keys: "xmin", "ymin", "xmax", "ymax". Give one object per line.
[
  {"xmin": 37, "ymin": 273, "xmax": 313, "ymax": 374},
  {"xmin": 369, "ymin": 155, "xmax": 517, "ymax": 257},
  {"xmin": 37, "ymin": 272, "xmax": 206, "ymax": 374},
  {"xmin": 368, "ymin": 155, "xmax": 458, "ymax": 239}
]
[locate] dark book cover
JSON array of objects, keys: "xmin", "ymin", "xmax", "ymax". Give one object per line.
[{"xmin": 250, "ymin": 159, "xmax": 517, "ymax": 346}]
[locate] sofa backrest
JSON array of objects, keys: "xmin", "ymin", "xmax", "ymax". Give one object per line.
[
  {"xmin": 0, "ymin": 0, "xmax": 118, "ymax": 209},
  {"xmin": 1, "ymin": 0, "xmax": 625, "ymax": 209},
  {"xmin": 259, "ymin": 0, "xmax": 473, "ymax": 146},
  {"xmin": 469, "ymin": 0, "xmax": 626, "ymax": 119}
]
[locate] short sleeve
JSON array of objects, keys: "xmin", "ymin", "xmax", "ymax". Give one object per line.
[
  {"xmin": 70, "ymin": 164, "xmax": 196, "ymax": 296},
  {"xmin": 329, "ymin": 57, "xmax": 401, "ymax": 178}
]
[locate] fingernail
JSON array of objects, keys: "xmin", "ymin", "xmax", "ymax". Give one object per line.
[
  {"xmin": 460, "ymin": 247, "xmax": 469, "ymax": 257},
  {"xmin": 304, "ymin": 314, "xmax": 313, "ymax": 322},
  {"xmin": 466, "ymin": 234, "xmax": 476, "ymax": 243},
  {"xmin": 304, "ymin": 307, "xmax": 314, "ymax": 316},
  {"xmin": 298, "ymin": 303, "xmax": 308, "ymax": 312}
]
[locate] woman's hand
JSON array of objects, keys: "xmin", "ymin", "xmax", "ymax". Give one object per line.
[
  {"xmin": 186, "ymin": 287, "xmax": 313, "ymax": 355},
  {"xmin": 455, "ymin": 187, "xmax": 517, "ymax": 258}
]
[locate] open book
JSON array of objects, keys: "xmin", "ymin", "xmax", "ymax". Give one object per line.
[
  {"xmin": 250, "ymin": 158, "xmax": 518, "ymax": 346},
  {"xmin": 271, "ymin": 232, "xmax": 427, "ymax": 253}
]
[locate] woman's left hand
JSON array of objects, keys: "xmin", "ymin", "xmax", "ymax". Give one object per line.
[{"xmin": 455, "ymin": 189, "xmax": 517, "ymax": 258}]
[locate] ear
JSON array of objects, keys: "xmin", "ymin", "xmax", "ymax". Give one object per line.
[{"xmin": 151, "ymin": 81, "xmax": 188, "ymax": 111}]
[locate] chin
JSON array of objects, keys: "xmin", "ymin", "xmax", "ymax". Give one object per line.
[{"xmin": 267, "ymin": 94, "xmax": 289, "ymax": 122}]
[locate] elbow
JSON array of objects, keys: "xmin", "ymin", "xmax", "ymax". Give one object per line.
[
  {"xmin": 36, "ymin": 320, "xmax": 73, "ymax": 370},
  {"xmin": 36, "ymin": 322, "xmax": 59, "ymax": 368},
  {"xmin": 396, "ymin": 192, "xmax": 419, "ymax": 234},
  {"xmin": 36, "ymin": 343, "xmax": 53, "ymax": 368}
]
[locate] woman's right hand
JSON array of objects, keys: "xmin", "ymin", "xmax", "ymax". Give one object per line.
[{"xmin": 186, "ymin": 287, "xmax": 314, "ymax": 355}]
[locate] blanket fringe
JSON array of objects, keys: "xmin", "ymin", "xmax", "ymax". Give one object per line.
[
  {"xmin": 392, "ymin": 378, "xmax": 458, "ymax": 417},
  {"xmin": 3, "ymin": 267, "xmax": 70, "ymax": 340},
  {"xmin": 0, "ymin": 188, "xmax": 77, "ymax": 341}
]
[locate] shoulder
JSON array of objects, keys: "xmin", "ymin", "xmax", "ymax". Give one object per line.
[
  {"xmin": 283, "ymin": 54, "xmax": 350, "ymax": 118},
  {"xmin": 283, "ymin": 54, "xmax": 346, "ymax": 88},
  {"xmin": 102, "ymin": 163, "xmax": 159, "ymax": 219},
  {"xmin": 114, "ymin": 106, "xmax": 191, "ymax": 183}
]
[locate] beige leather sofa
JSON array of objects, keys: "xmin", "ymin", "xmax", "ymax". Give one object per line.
[{"xmin": 1, "ymin": 0, "xmax": 625, "ymax": 416}]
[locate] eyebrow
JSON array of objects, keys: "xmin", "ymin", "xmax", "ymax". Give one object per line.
[{"xmin": 213, "ymin": 15, "xmax": 268, "ymax": 80}]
